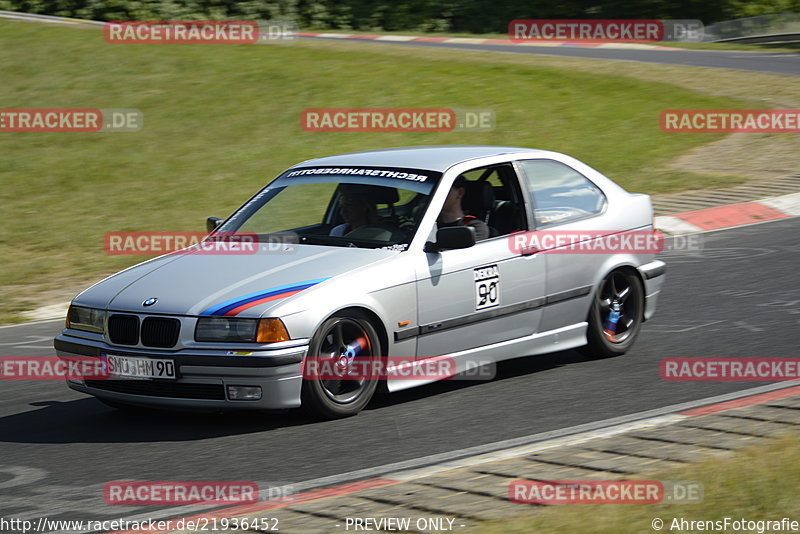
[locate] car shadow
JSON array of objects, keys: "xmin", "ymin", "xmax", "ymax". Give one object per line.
[
  {"xmin": 0, "ymin": 396, "xmax": 318, "ymax": 444},
  {"xmin": 0, "ymin": 348, "xmax": 593, "ymax": 444},
  {"xmin": 366, "ymin": 347, "xmax": 593, "ymax": 409}
]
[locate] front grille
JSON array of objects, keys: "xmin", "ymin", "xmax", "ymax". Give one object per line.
[
  {"xmin": 86, "ymin": 380, "xmax": 225, "ymax": 400},
  {"xmin": 108, "ymin": 315, "xmax": 139, "ymax": 345},
  {"xmin": 141, "ymin": 317, "xmax": 181, "ymax": 348},
  {"xmin": 107, "ymin": 314, "xmax": 181, "ymax": 347}
]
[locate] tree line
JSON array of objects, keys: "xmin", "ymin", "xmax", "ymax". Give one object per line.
[{"xmin": 2, "ymin": 0, "xmax": 797, "ymax": 31}]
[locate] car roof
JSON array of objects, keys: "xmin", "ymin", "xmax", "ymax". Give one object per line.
[{"xmin": 292, "ymin": 145, "xmax": 555, "ymax": 172}]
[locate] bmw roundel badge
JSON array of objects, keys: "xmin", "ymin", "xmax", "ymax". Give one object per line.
[{"xmin": 142, "ymin": 297, "xmax": 158, "ymax": 307}]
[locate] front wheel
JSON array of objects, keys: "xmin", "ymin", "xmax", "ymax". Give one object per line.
[
  {"xmin": 581, "ymin": 269, "xmax": 644, "ymax": 358},
  {"xmin": 301, "ymin": 314, "xmax": 382, "ymax": 419}
]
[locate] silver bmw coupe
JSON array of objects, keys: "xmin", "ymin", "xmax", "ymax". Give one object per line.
[{"xmin": 55, "ymin": 146, "xmax": 666, "ymax": 418}]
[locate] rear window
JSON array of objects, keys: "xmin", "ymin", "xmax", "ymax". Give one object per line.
[{"xmin": 518, "ymin": 159, "xmax": 606, "ymax": 226}]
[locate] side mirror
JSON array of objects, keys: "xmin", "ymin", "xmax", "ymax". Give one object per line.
[
  {"xmin": 424, "ymin": 226, "xmax": 476, "ymax": 253},
  {"xmin": 206, "ymin": 217, "xmax": 223, "ymax": 233}
]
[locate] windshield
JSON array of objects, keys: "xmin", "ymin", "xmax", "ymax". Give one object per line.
[{"xmin": 219, "ymin": 166, "xmax": 442, "ymax": 249}]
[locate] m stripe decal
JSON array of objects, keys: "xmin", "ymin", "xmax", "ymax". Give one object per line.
[{"xmin": 200, "ymin": 278, "xmax": 329, "ymax": 316}]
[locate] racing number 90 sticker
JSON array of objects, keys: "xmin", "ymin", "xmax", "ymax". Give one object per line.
[{"xmin": 474, "ymin": 264, "xmax": 500, "ymax": 311}]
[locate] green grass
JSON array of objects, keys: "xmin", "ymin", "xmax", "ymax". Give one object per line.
[
  {"xmin": 0, "ymin": 19, "xmax": 769, "ymax": 320},
  {"xmin": 475, "ymin": 434, "xmax": 800, "ymax": 533}
]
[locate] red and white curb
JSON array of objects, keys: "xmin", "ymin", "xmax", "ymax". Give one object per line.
[
  {"xmin": 105, "ymin": 382, "xmax": 800, "ymax": 534},
  {"xmin": 298, "ymin": 32, "xmax": 682, "ymax": 50},
  {"xmin": 655, "ymin": 191, "xmax": 800, "ymax": 234}
]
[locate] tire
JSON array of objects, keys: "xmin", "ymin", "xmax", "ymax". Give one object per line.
[
  {"xmin": 580, "ymin": 269, "xmax": 644, "ymax": 359},
  {"xmin": 301, "ymin": 314, "xmax": 382, "ymax": 419}
]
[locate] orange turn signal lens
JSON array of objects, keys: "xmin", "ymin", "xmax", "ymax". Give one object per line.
[{"xmin": 256, "ymin": 318, "xmax": 291, "ymax": 343}]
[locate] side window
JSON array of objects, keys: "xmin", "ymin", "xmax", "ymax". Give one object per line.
[
  {"xmin": 451, "ymin": 164, "xmax": 528, "ymax": 238},
  {"xmin": 518, "ymin": 159, "xmax": 606, "ymax": 226}
]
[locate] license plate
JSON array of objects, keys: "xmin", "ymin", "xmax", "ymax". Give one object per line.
[{"xmin": 102, "ymin": 353, "xmax": 176, "ymax": 380}]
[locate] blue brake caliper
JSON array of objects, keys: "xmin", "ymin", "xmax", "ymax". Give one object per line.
[
  {"xmin": 338, "ymin": 338, "xmax": 366, "ymax": 367},
  {"xmin": 603, "ymin": 300, "xmax": 621, "ymax": 338}
]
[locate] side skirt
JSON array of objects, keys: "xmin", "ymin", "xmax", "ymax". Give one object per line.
[{"xmin": 385, "ymin": 322, "xmax": 588, "ymax": 393}]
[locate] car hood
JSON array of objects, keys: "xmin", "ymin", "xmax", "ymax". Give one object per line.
[{"xmin": 75, "ymin": 245, "xmax": 395, "ymax": 317}]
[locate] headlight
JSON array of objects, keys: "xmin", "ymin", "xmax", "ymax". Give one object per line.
[
  {"xmin": 195, "ymin": 317, "xmax": 290, "ymax": 343},
  {"xmin": 66, "ymin": 305, "xmax": 106, "ymax": 333}
]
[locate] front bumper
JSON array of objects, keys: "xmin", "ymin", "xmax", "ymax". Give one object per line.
[{"xmin": 54, "ymin": 334, "xmax": 307, "ymax": 410}]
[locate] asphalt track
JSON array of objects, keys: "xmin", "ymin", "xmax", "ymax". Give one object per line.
[
  {"xmin": 1, "ymin": 217, "xmax": 798, "ymax": 526},
  {"xmin": 299, "ymin": 36, "xmax": 800, "ymax": 76}
]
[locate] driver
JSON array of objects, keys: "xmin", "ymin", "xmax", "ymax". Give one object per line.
[
  {"xmin": 330, "ymin": 188, "xmax": 379, "ymax": 236},
  {"xmin": 437, "ymin": 176, "xmax": 490, "ymax": 241}
]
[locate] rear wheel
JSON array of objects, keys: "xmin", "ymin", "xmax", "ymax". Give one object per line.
[
  {"xmin": 301, "ymin": 314, "xmax": 381, "ymax": 419},
  {"xmin": 581, "ymin": 269, "xmax": 644, "ymax": 358}
]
